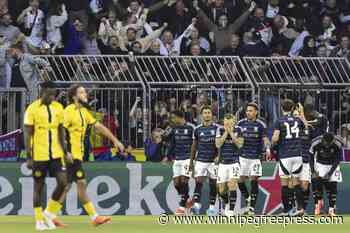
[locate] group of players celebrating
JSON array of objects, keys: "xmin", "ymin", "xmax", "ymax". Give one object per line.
[
  {"xmin": 24, "ymin": 81, "xmax": 125, "ymax": 231},
  {"xmin": 169, "ymin": 99, "xmax": 344, "ymax": 217}
]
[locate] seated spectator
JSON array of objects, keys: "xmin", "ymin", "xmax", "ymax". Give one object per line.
[
  {"xmin": 330, "ymin": 35, "xmax": 350, "ymax": 59},
  {"xmin": 144, "ymin": 128, "xmax": 167, "ymax": 162},
  {"xmin": 46, "ymin": 3, "xmax": 68, "ymax": 54},
  {"xmin": 317, "ymin": 15, "xmax": 337, "ymax": 51},
  {"xmin": 219, "ymin": 33, "xmax": 242, "ymax": 56},
  {"xmin": 240, "ymin": 31, "xmax": 270, "ymax": 56},
  {"xmin": 180, "ymin": 26, "xmax": 211, "ymax": 55},
  {"xmin": 300, "ymin": 36, "xmax": 317, "ymax": 57},
  {"xmin": 0, "ymin": 13, "xmax": 23, "ymax": 47},
  {"xmin": 194, "ymin": 0, "xmax": 256, "ymax": 54},
  {"xmin": 17, "ymin": 0, "xmax": 45, "ymax": 54}
]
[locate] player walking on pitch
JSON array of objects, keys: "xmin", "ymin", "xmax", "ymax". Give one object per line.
[
  {"xmin": 189, "ymin": 106, "xmax": 220, "ymax": 216},
  {"xmin": 61, "ymin": 84, "xmax": 124, "ymax": 226},
  {"xmin": 24, "ymin": 81, "xmax": 70, "ymax": 230},
  {"xmin": 237, "ymin": 103, "xmax": 271, "ymax": 215},
  {"xmin": 215, "ymin": 114, "xmax": 244, "ymax": 216},
  {"xmin": 168, "ymin": 110, "xmax": 196, "ymax": 215}
]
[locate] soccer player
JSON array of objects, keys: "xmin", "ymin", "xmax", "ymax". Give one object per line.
[
  {"xmin": 304, "ymin": 104, "xmax": 329, "ymax": 213},
  {"xmin": 189, "ymin": 106, "xmax": 220, "ymax": 216},
  {"xmin": 272, "ymin": 99, "xmax": 307, "ymax": 216},
  {"xmin": 215, "ymin": 114, "xmax": 244, "ymax": 216},
  {"xmin": 168, "ymin": 110, "xmax": 195, "ymax": 215},
  {"xmin": 24, "ymin": 81, "xmax": 70, "ymax": 230},
  {"xmin": 309, "ymin": 133, "xmax": 343, "ymax": 216},
  {"xmin": 293, "ymin": 104, "xmax": 312, "ymax": 211},
  {"xmin": 62, "ymin": 84, "xmax": 125, "ymax": 226},
  {"xmin": 237, "ymin": 103, "xmax": 271, "ymax": 215}
]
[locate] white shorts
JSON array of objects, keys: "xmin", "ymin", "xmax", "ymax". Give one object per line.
[
  {"xmin": 194, "ymin": 161, "xmax": 218, "ymax": 179},
  {"xmin": 239, "ymin": 157, "xmax": 262, "ymax": 177},
  {"xmin": 300, "ymin": 163, "xmax": 311, "ymax": 182},
  {"xmin": 173, "ymin": 159, "xmax": 191, "ymax": 178},
  {"xmin": 315, "ymin": 163, "xmax": 343, "ymax": 183},
  {"xmin": 217, "ymin": 162, "xmax": 240, "ymax": 184},
  {"xmin": 279, "ymin": 156, "xmax": 303, "ymax": 178}
]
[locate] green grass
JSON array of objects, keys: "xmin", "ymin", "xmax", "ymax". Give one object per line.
[{"xmin": 0, "ymin": 215, "xmax": 348, "ymax": 233}]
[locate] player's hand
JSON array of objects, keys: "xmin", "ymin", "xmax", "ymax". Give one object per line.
[
  {"xmin": 312, "ymin": 171, "xmax": 319, "ymax": 179},
  {"xmin": 65, "ymin": 152, "xmax": 74, "ymax": 165},
  {"xmin": 265, "ymin": 150, "xmax": 272, "ymax": 161},
  {"xmin": 214, "ymin": 156, "xmax": 219, "ymax": 165},
  {"xmin": 189, "ymin": 161, "xmax": 194, "ymax": 173},
  {"xmin": 26, "ymin": 157, "xmax": 33, "ymax": 170},
  {"xmin": 114, "ymin": 141, "xmax": 125, "ymax": 153}
]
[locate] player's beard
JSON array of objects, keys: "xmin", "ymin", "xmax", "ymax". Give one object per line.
[{"xmin": 78, "ymin": 98, "xmax": 91, "ymax": 110}]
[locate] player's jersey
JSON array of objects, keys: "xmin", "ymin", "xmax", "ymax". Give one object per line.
[
  {"xmin": 63, "ymin": 104, "xmax": 97, "ymax": 161},
  {"xmin": 273, "ymin": 114, "xmax": 304, "ymax": 159},
  {"xmin": 216, "ymin": 125, "xmax": 242, "ymax": 164},
  {"xmin": 300, "ymin": 129, "xmax": 311, "ymax": 163},
  {"xmin": 237, "ymin": 118, "xmax": 267, "ymax": 159},
  {"xmin": 24, "ymin": 99, "xmax": 65, "ymax": 161},
  {"xmin": 308, "ymin": 113, "xmax": 329, "ymax": 139},
  {"xmin": 193, "ymin": 123, "xmax": 219, "ymax": 163},
  {"xmin": 309, "ymin": 136, "xmax": 343, "ymax": 165},
  {"xmin": 168, "ymin": 123, "xmax": 195, "ymax": 160}
]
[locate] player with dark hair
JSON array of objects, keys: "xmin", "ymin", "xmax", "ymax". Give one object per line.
[
  {"xmin": 215, "ymin": 114, "xmax": 244, "ymax": 216},
  {"xmin": 62, "ymin": 84, "xmax": 124, "ymax": 226},
  {"xmin": 272, "ymin": 99, "xmax": 307, "ymax": 216},
  {"xmin": 168, "ymin": 110, "xmax": 195, "ymax": 215},
  {"xmin": 237, "ymin": 102, "xmax": 271, "ymax": 215},
  {"xmin": 303, "ymin": 103, "xmax": 330, "ymax": 214},
  {"xmin": 189, "ymin": 105, "xmax": 220, "ymax": 215},
  {"xmin": 24, "ymin": 81, "xmax": 70, "ymax": 230},
  {"xmin": 310, "ymin": 133, "xmax": 344, "ymax": 216}
]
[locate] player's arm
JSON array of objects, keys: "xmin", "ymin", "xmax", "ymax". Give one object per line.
[
  {"xmin": 94, "ymin": 122, "xmax": 125, "ymax": 152},
  {"xmin": 215, "ymin": 128, "xmax": 227, "ymax": 148},
  {"xmin": 58, "ymin": 124, "xmax": 73, "ymax": 164},
  {"xmin": 327, "ymin": 142, "xmax": 342, "ymax": 178},
  {"xmin": 24, "ymin": 125, "xmax": 34, "ymax": 168},
  {"xmin": 229, "ymin": 126, "xmax": 244, "ymax": 149},
  {"xmin": 309, "ymin": 140, "xmax": 318, "ymax": 176},
  {"xmin": 189, "ymin": 139, "xmax": 197, "ymax": 171}
]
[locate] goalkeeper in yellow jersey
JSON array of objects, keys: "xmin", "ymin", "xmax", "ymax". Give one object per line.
[
  {"xmin": 24, "ymin": 81, "xmax": 71, "ymax": 231},
  {"xmin": 62, "ymin": 84, "xmax": 124, "ymax": 226}
]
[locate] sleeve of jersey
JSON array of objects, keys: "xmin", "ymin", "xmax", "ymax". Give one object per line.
[
  {"xmin": 86, "ymin": 110, "xmax": 97, "ymax": 125},
  {"xmin": 23, "ymin": 105, "xmax": 34, "ymax": 126},
  {"xmin": 216, "ymin": 126, "xmax": 222, "ymax": 138},
  {"xmin": 234, "ymin": 126, "xmax": 242, "ymax": 136},
  {"xmin": 63, "ymin": 108, "xmax": 71, "ymax": 129},
  {"xmin": 193, "ymin": 127, "xmax": 198, "ymax": 140}
]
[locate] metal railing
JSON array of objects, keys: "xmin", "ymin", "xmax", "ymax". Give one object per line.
[
  {"xmin": 0, "ymin": 88, "xmax": 26, "ymax": 136},
  {"xmin": 0, "ymin": 55, "xmax": 349, "ymax": 149}
]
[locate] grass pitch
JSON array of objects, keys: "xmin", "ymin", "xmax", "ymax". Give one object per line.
[{"xmin": 0, "ymin": 215, "xmax": 348, "ymax": 233}]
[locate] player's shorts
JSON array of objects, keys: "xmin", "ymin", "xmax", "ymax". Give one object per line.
[
  {"xmin": 217, "ymin": 162, "xmax": 240, "ymax": 184},
  {"xmin": 194, "ymin": 161, "xmax": 218, "ymax": 179},
  {"xmin": 32, "ymin": 158, "xmax": 65, "ymax": 180},
  {"xmin": 67, "ymin": 159, "xmax": 86, "ymax": 183},
  {"xmin": 300, "ymin": 162, "xmax": 311, "ymax": 182},
  {"xmin": 315, "ymin": 162, "xmax": 343, "ymax": 183},
  {"xmin": 173, "ymin": 159, "xmax": 191, "ymax": 178},
  {"xmin": 239, "ymin": 157, "xmax": 262, "ymax": 177},
  {"xmin": 279, "ymin": 156, "xmax": 303, "ymax": 178}
]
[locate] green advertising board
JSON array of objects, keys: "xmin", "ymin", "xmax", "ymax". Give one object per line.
[{"xmin": 0, "ymin": 162, "xmax": 349, "ymax": 215}]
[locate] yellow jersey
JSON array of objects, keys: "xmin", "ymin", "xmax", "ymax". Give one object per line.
[
  {"xmin": 23, "ymin": 99, "xmax": 65, "ymax": 161},
  {"xmin": 63, "ymin": 104, "xmax": 97, "ymax": 161}
]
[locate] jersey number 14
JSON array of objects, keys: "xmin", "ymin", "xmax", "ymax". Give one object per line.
[{"xmin": 284, "ymin": 122, "xmax": 300, "ymax": 139}]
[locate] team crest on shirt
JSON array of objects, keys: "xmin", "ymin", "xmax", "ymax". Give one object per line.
[
  {"xmin": 254, "ymin": 127, "xmax": 258, "ymax": 132},
  {"xmin": 211, "ymin": 130, "xmax": 215, "ymax": 135},
  {"xmin": 34, "ymin": 171, "xmax": 42, "ymax": 178},
  {"xmin": 200, "ymin": 132, "xmax": 205, "ymax": 136},
  {"xmin": 76, "ymin": 171, "xmax": 83, "ymax": 178},
  {"xmin": 184, "ymin": 129, "xmax": 188, "ymax": 134}
]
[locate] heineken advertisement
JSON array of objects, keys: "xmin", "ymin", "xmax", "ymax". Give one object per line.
[{"xmin": 0, "ymin": 162, "xmax": 349, "ymax": 215}]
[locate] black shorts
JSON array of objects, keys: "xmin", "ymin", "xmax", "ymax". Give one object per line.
[
  {"xmin": 32, "ymin": 159, "xmax": 65, "ymax": 180},
  {"xmin": 67, "ymin": 159, "xmax": 86, "ymax": 183}
]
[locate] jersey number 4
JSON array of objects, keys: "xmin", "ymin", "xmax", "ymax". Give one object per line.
[{"xmin": 284, "ymin": 122, "xmax": 300, "ymax": 139}]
